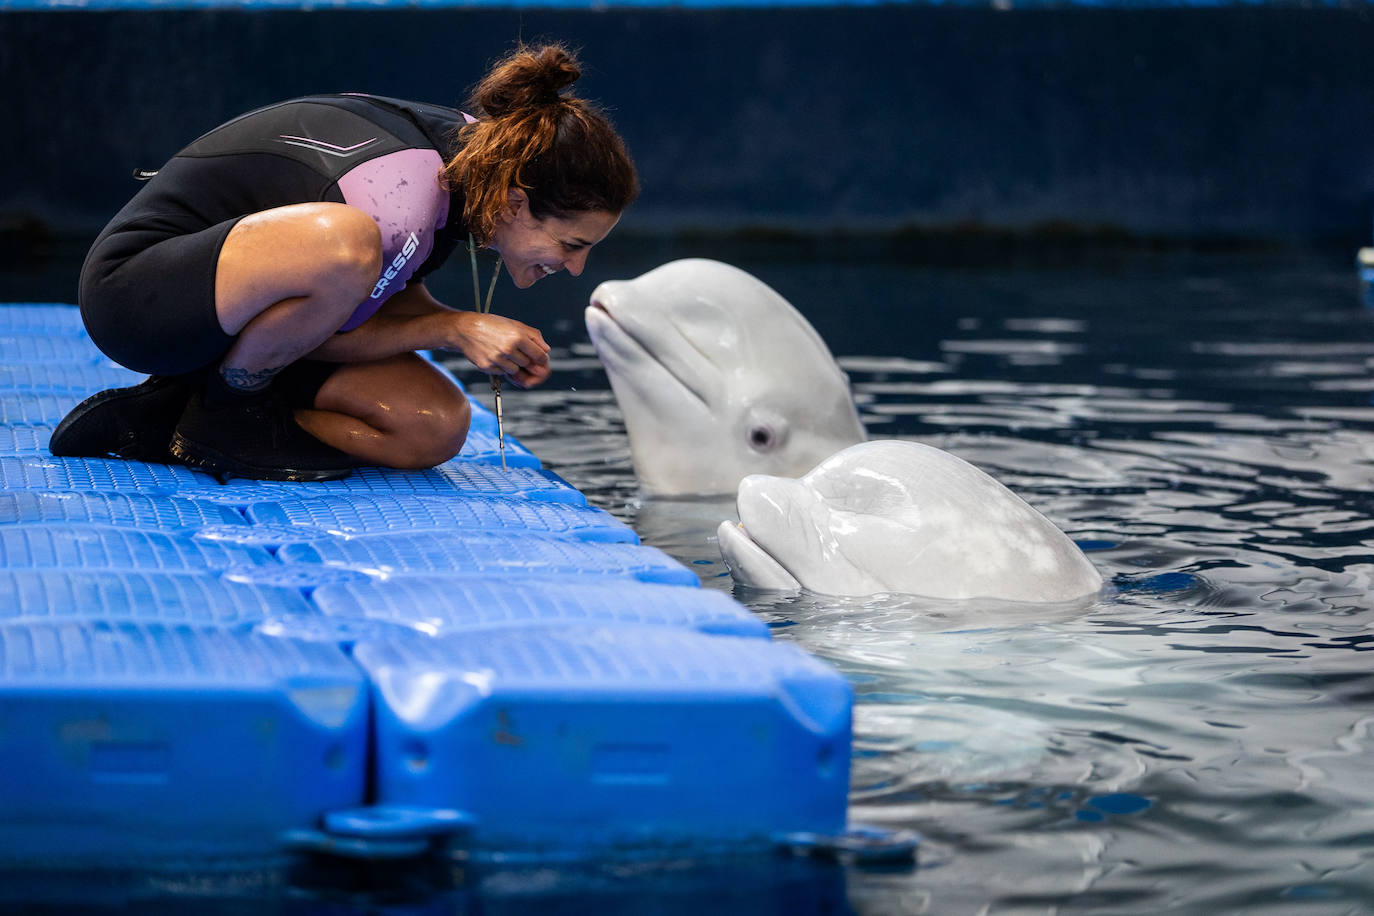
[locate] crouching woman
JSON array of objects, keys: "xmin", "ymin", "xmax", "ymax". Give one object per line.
[{"xmin": 52, "ymin": 43, "xmax": 637, "ymax": 481}]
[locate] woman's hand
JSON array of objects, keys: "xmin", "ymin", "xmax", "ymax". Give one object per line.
[
  {"xmin": 447, "ymin": 311, "xmax": 551, "ymax": 388},
  {"xmin": 306, "ymin": 283, "xmax": 552, "ymax": 388}
]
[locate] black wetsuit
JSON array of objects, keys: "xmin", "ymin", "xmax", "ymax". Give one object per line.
[{"xmin": 79, "ymin": 94, "xmax": 472, "ymax": 377}]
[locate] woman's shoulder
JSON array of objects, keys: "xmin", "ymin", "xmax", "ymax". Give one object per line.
[
  {"xmin": 179, "ymin": 94, "xmax": 463, "ymax": 158},
  {"xmin": 308, "ymin": 94, "xmax": 469, "ymax": 151},
  {"xmin": 167, "ymin": 94, "xmax": 464, "ymax": 183}
]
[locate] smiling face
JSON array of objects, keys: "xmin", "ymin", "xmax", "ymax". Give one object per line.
[{"xmin": 487, "ymin": 189, "xmax": 620, "ymax": 289}]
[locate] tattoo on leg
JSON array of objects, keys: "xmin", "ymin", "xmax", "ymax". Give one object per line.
[{"xmin": 221, "ymin": 366, "xmax": 283, "ymax": 392}]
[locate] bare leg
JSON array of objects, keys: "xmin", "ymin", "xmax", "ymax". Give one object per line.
[
  {"xmin": 167, "ymin": 202, "xmax": 384, "ymax": 480},
  {"xmin": 57, "ymin": 202, "xmax": 383, "ymax": 476},
  {"xmin": 213, "ymin": 202, "xmax": 382, "ymax": 389},
  {"xmin": 295, "ymin": 354, "xmax": 472, "ymax": 469}
]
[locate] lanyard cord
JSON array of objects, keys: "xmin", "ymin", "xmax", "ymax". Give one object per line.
[
  {"xmin": 468, "ymin": 233, "xmax": 502, "ymax": 313},
  {"xmin": 468, "ymin": 233, "xmax": 507, "ymax": 469}
]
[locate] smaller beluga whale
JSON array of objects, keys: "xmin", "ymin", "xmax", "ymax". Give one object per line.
[
  {"xmin": 716, "ymin": 440, "xmax": 1103, "ymax": 602},
  {"xmin": 585, "ymin": 259, "xmax": 865, "ymax": 496}
]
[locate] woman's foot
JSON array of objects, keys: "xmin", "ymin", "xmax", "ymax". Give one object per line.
[
  {"xmin": 169, "ymin": 378, "xmax": 355, "ymax": 482},
  {"xmin": 48, "ymin": 374, "xmax": 199, "ymax": 462}
]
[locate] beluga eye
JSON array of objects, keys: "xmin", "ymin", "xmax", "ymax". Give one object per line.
[
  {"xmin": 744, "ymin": 408, "xmax": 789, "ymax": 454},
  {"xmin": 748, "ymin": 425, "xmax": 776, "ymax": 452}
]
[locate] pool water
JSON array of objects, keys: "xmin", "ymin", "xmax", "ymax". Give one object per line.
[
  {"xmin": 448, "ymin": 248, "xmax": 1374, "ymax": 913},
  {"xmin": 4, "ymin": 247, "xmax": 1372, "ymax": 912}
]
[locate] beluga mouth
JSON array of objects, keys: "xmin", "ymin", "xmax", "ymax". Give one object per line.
[
  {"xmin": 585, "ymin": 291, "xmax": 707, "ymax": 404},
  {"xmin": 715, "ymin": 519, "xmax": 801, "ymax": 591}
]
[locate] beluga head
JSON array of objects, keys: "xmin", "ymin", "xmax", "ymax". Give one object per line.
[
  {"xmin": 586, "ymin": 259, "xmax": 865, "ymax": 497},
  {"xmin": 716, "ymin": 440, "xmax": 1104, "ymax": 602}
]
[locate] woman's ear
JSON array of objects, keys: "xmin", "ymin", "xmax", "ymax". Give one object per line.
[{"xmin": 502, "ymin": 187, "xmax": 529, "ymax": 222}]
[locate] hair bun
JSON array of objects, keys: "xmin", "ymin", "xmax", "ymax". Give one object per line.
[{"xmin": 476, "ymin": 44, "xmax": 583, "ymax": 118}]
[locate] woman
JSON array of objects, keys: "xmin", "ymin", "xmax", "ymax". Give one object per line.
[{"xmin": 51, "ymin": 43, "xmax": 637, "ymax": 481}]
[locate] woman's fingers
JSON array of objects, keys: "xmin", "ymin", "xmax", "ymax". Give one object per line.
[
  {"xmin": 456, "ymin": 313, "xmax": 552, "ymax": 386},
  {"xmin": 518, "ymin": 331, "xmax": 551, "ymax": 359},
  {"xmin": 486, "ymin": 345, "xmax": 550, "ymax": 386},
  {"xmin": 505, "ymin": 361, "xmax": 552, "ymax": 389},
  {"xmin": 493, "ymin": 325, "xmax": 549, "ymax": 376}
]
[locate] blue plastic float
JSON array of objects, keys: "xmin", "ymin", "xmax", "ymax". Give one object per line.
[{"xmin": 0, "ymin": 302, "xmax": 911, "ymax": 870}]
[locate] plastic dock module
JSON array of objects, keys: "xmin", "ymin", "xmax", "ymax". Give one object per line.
[
  {"xmin": 211, "ymin": 461, "xmax": 588, "ymax": 505},
  {"xmin": 0, "ymin": 526, "xmax": 278, "ymax": 572},
  {"xmin": 0, "ymin": 569, "xmax": 315, "ymax": 624},
  {"xmin": 0, "ymin": 492, "xmax": 246, "ymax": 532},
  {"xmin": 0, "ymin": 426, "xmax": 52, "ymax": 457},
  {"xmin": 0, "ymin": 621, "xmax": 368, "ymax": 867},
  {"xmin": 0, "ymin": 303, "xmax": 877, "ymax": 868},
  {"xmin": 0, "ymin": 364, "xmax": 142, "ymax": 395},
  {"xmin": 306, "ymin": 577, "xmax": 771, "ymax": 639},
  {"xmin": 459, "ymin": 426, "xmax": 542, "ymax": 469},
  {"xmin": 274, "ymin": 530, "xmax": 701, "ymax": 587},
  {"xmin": 0, "ymin": 334, "xmax": 111, "ymax": 365},
  {"xmin": 0, "ymin": 392, "xmax": 83, "ymax": 426},
  {"xmin": 244, "ymin": 493, "xmax": 637, "ymax": 542},
  {"xmin": 0, "ymin": 303, "xmax": 89, "ymax": 335},
  {"xmin": 0, "ymin": 456, "xmax": 220, "ymax": 494},
  {"xmin": 347, "ymin": 625, "xmax": 853, "ymax": 857}
]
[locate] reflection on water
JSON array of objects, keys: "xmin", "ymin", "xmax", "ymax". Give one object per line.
[{"xmin": 472, "ymin": 251, "xmax": 1374, "ymax": 912}]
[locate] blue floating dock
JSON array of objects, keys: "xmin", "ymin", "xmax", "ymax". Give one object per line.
[
  {"xmin": 0, "ymin": 621, "xmax": 369, "ymax": 867},
  {"xmin": 351, "ymin": 625, "xmax": 851, "ymax": 857},
  {"xmin": 0, "ymin": 303, "xmax": 862, "ymax": 869}
]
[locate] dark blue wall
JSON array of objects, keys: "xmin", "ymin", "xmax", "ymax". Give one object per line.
[{"xmin": 5, "ymin": 5, "xmax": 1374, "ymax": 247}]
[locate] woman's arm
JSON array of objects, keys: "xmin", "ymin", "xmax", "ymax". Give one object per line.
[{"xmin": 307, "ymin": 281, "xmax": 552, "ymax": 388}]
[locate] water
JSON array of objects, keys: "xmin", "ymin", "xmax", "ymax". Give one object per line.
[
  {"xmin": 445, "ymin": 249, "xmax": 1374, "ymax": 913},
  {"xmin": 5, "ymin": 247, "xmax": 1374, "ymax": 912}
]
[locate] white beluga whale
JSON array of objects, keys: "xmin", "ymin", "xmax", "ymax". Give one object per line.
[
  {"xmin": 585, "ymin": 259, "xmax": 865, "ymax": 496},
  {"xmin": 716, "ymin": 439, "xmax": 1103, "ymax": 602}
]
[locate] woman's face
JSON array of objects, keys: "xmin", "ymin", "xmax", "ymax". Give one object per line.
[{"xmin": 489, "ymin": 189, "xmax": 621, "ymax": 289}]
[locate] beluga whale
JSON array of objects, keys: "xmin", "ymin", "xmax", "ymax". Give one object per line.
[
  {"xmin": 716, "ymin": 440, "xmax": 1104, "ymax": 602},
  {"xmin": 585, "ymin": 259, "xmax": 865, "ymax": 496}
]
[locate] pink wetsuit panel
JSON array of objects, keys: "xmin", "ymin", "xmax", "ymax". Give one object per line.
[{"xmin": 335, "ymin": 148, "xmax": 448, "ymax": 331}]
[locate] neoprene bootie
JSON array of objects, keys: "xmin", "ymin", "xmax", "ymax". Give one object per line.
[
  {"xmin": 49, "ymin": 373, "xmax": 200, "ymax": 462},
  {"xmin": 168, "ymin": 374, "xmax": 355, "ymax": 482}
]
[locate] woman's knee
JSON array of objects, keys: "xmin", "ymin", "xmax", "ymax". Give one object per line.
[
  {"xmin": 313, "ymin": 356, "xmax": 473, "ymax": 468},
  {"xmin": 397, "ymin": 392, "xmax": 472, "ymax": 468}
]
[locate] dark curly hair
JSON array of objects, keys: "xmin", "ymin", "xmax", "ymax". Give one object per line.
[{"xmin": 440, "ymin": 43, "xmax": 639, "ymax": 245}]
